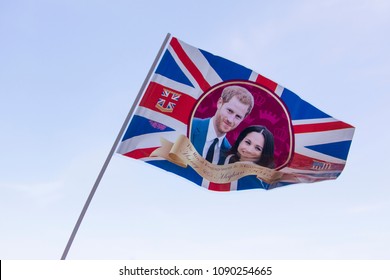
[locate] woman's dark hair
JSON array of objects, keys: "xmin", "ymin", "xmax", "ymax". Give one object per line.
[{"xmin": 228, "ymin": 125, "xmax": 275, "ymax": 168}]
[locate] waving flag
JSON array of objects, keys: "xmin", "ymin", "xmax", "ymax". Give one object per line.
[{"xmin": 117, "ymin": 35, "xmax": 355, "ymax": 191}]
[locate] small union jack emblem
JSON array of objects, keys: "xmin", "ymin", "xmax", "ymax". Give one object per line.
[
  {"xmin": 155, "ymin": 88, "xmax": 181, "ymax": 113},
  {"xmin": 311, "ymin": 161, "xmax": 332, "ymax": 170}
]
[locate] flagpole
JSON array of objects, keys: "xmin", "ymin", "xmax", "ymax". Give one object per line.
[{"xmin": 61, "ymin": 33, "xmax": 172, "ymax": 260}]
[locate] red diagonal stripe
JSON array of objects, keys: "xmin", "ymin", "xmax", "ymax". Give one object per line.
[
  {"xmin": 293, "ymin": 121, "xmax": 354, "ymax": 134},
  {"xmin": 123, "ymin": 147, "xmax": 158, "ymax": 159},
  {"xmin": 170, "ymin": 37, "xmax": 211, "ymax": 92},
  {"xmin": 255, "ymin": 74, "xmax": 278, "ymax": 92}
]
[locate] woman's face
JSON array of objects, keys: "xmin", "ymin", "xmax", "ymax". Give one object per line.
[{"xmin": 237, "ymin": 131, "xmax": 265, "ymax": 162}]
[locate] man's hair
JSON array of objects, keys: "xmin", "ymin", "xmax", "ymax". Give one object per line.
[{"xmin": 220, "ymin": 85, "xmax": 254, "ymax": 116}]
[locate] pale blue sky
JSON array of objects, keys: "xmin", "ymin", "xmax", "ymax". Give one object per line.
[{"xmin": 1, "ymin": 0, "xmax": 389, "ymax": 259}]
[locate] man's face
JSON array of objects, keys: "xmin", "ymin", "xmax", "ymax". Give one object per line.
[{"xmin": 214, "ymin": 96, "xmax": 249, "ymax": 136}]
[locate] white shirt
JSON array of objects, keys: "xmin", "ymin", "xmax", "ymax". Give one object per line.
[{"xmin": 202, "ymin": 116, "xmax": 226, "ymax": 164}]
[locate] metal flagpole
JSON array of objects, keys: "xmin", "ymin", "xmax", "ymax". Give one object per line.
[{"xmin": 61, "ymin": 33, "xmax": 172, "ymax": 260}]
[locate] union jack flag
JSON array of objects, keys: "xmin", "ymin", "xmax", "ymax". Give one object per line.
[
  {"xmin": 156, "ymin": 88, "xmax": 181, "ymax": 113},
  {"xmin": 117, "ymin": 35, "xmax": 355, "ymax": 191}
]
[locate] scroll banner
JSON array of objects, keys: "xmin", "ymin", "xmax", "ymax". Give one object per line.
[{"xmin": 150, "ymin": 135, "xmax": 283, "ymax": 184}]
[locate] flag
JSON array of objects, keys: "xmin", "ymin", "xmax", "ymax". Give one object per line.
[{"xmin": 117, "ymin": 35, "xmax": 355, "ymax": 192}]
